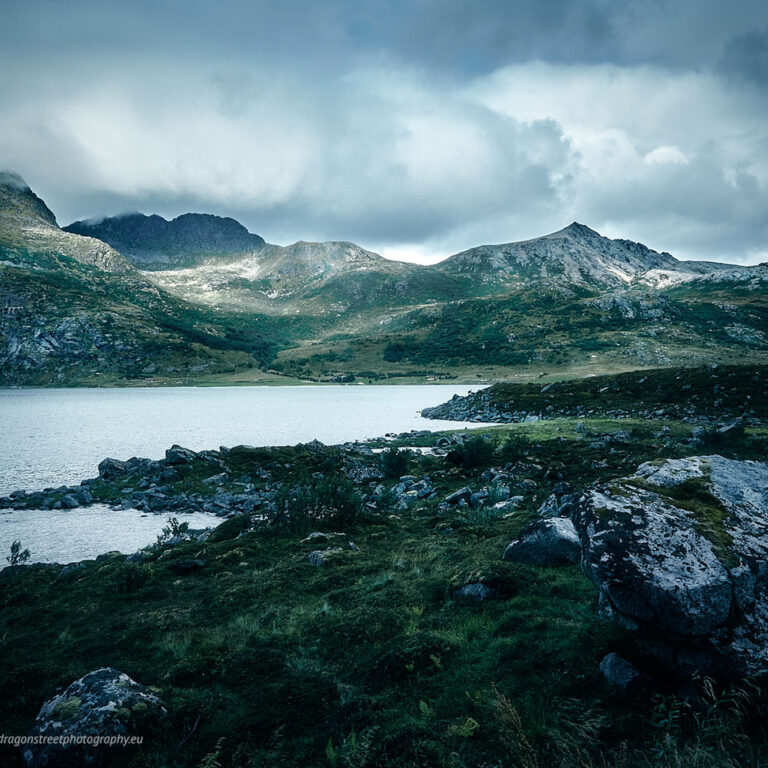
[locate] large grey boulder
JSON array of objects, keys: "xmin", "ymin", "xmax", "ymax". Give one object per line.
[
  {"xmin": 573, "ymin": 455, "xmax": 768, "ymax": 677},
  {"xmin": 503, "ymin": 517, "xmax": 581, "ymax": 566},
  {"xmin": 445, "ymin": 486, "xmax": 472, "ymax": 505},
  {"xmin": 308, "ymin": 547, "xmax": 345, "ymax": 566},
  {"xmin": 60, "ymin": 494, "xmax": 80, "ymax": 509},
  {"xmin": 22, "ymin": 668, "xmax": 166, "ymax": 767}
]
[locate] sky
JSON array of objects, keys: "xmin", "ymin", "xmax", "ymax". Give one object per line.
[{"xmin": 1, "ymin": 0, "xmax": 767, "ymax": 265}]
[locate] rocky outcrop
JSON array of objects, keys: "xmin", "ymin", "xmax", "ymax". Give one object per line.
[
  {"xmin": 309, "ymin": 547, "xmax": 346, "ymax": 566},
  {"xmin": 22, "ymin": 668, "xmax": 166, "ymax": 768},
  {"xmin": 573, "ymin": 455, "xmax": 768, "ymax": 677}
]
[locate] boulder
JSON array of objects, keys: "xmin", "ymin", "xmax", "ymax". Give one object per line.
[
  {"xmin": 76, "ymin": 489, "xmax": 94, "ymax": 505},
  {"xmin": 503, "ymin": 518, "xmax": 580, "ymax": 566},
  {"xmin": 717, "ymin": 419, "xmax": 746, "ymax": 440},
  {"xmin": 493, "ymin": 496, "xmax": 524, "ymax": 511},
  {"xmin": 445, "ymin": 486, "xmax": 472, "ymax": 505},
  {"xmin": 301, "ymin": 531, "xmax": 346, "ymax": 545},
  {"xmin": 202, "ymin": 472, "xmax": 228, "ymax": 486},
  {"xmin": 58, "ymin": 562, "xmax": 86, "ymax": 578},
  {"xmin": 22, "ymin": 668, "xmax": 166, "ymax": 768},
  {"xmin": 599, "ymin": 653, "xmax": 644, "ymax": 694},
  {"xmin": 97, "ymin": 457, "xmax": 129, "ymax": 480},
  {"xmin": 164, "ymin": 445, "xmax": 197, "ymax": 465},
  {"xmin": 538, "ymin": 491, "xmax": 577, "ymax": 518},
  {"xmin": 573, "ymin": 455, "xmax": 768, "ymax": 677},
  {"xmin": 60, "ymin": 494, "xmax": 80, "ymax": 509},
  {"xmin": 454, "ymin": 582, "xmax": 505, "ymax": 601},
  {"xmin": 347, "ymin": 464, "xmax": 383, "ymax": 484},
  {"xmin": 161, "ymin": 467, "xmax": 181, "ymax": 483},
  {"xmin": 309, "ymin": 548, "xmax": 345, "ymax": 566}
]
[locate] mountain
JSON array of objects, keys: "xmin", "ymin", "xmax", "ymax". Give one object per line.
[
  {"xmin": 0, "ymin": 174, "xmax": 284, "ymax": 385},
  {"xmin": 2, "ymin": 171, "xmax": 767, "ymax": 386},
  {"xmin": 0, "ymin": 172, "xmax": 129, "ymax": 273},
  {"xmin": 64, "ymin": 212, "xmax": 266, "ymax": 269},
  {"xmin": 438, "ymin": 222, "xmax": 732, "ymax": 289},
  {"xmin": 147, "ymin": 239, "xmax": 468, "ymax": 319}
]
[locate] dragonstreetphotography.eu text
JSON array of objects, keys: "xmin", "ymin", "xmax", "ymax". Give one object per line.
[{"xmin": 0, "ymin": 734, "xmax": 142, "ymax": 748}]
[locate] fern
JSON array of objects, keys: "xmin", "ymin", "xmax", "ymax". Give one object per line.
[{"xmin": 198, "ymin": 737, "xmax": 225, "ymax": 768}]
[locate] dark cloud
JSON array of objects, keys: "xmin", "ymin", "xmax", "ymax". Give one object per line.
[
  {"xmin": 719, "ymin": 27, "xmax": 768, "ymax": 85},
  {"xmin": 3, "ymin": 0, "xmax": 767, "ymax": 73}
]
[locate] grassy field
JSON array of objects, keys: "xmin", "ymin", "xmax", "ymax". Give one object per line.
[{"xmin": 2, "ymin": 417, "xmax": 768, "ymax": 767}]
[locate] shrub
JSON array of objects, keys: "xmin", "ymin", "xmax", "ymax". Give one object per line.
[
  {"xmin": 446, "ymin": 436, "xmax": 495, "ymax": 468},
  {"xmin": 6, "ymin": 540, "xmax": 30, "ymax": 574},
  {"xmin": 379, "ymin": 447, "xmax": 413, "ymax": 479},
  {"xmin": 156, "ymin": 516, "xmax": 190, "ymax": 545},
  {"xmin": 497, "ymin": 434, "xmax": 533, "ymax": 463},
  {"xmin": 383, "ymin": 342, "xmax": 408, "ymax": 362},
  {"xmin": 109, "ymin": 562, "xmax": 153, "ymax": 594},
  {"xmin": 267, "ymin": 478, "xmax": 362, "ymax": 532}
]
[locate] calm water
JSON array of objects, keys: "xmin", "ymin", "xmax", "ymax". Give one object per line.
[
  {"xmin": 0, "ymin": 506, "xmax": 220, "ymax": 564},
  {"xmin": 0, "ymin": 385, "xmax": 480, "ymax": 495}
]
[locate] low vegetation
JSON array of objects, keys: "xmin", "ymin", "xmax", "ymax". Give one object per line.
[
  {"xmin": 2, "ymin": 412, "xmax": 768, "ymax": 767},
  {"xmin": 427, "ymin": 364, "xmax": 768, "ymax": 422}
]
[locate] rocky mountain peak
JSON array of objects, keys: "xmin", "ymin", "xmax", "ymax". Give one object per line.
[
  {"xmin": 0, "ymin": 171, "xmax": 129, "ymax": 273},
  {"xmin": 0, "ymin": 170, "xmax": 58, "ymax": 227},
  {"xmin": 439, "ymin": 221, "xmax": 681, "ymax": 288},
  {"xmin": 552, "ymin": 221, "xmax": 601, "ymax": 240},
  {"xmin": 64, "ymin": 211, "xmax": 266, "ymax": 269}
]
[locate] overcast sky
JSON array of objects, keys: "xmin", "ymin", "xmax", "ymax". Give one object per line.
[{"xmin": 1, "ymin": 0, "xmax": 767, "ymax": 264}]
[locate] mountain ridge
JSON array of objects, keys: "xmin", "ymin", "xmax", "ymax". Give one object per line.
[
  {"xmin": 0, "ymin": 173, "xmax": 283, "ymax": 385},
  {"xmin": 437, "ymin": 220, "xmax": 735, "ymax": 289},
  {"xmin": 59, "ymin": 202, "xmax": 754, "ymax": 293},
  {"xmin": 64, "ymin": 211, "xmax": 267, "ymax": 269}
]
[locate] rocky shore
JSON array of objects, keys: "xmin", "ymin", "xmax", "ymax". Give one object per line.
[{"xmin": 0, "ymin": 431, "xmax": 481, "ymax": 520}]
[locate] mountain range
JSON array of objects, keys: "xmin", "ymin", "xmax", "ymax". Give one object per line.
[{"xmin": 1, "ymin": 171, "xmax": 766, "ymax": 385}]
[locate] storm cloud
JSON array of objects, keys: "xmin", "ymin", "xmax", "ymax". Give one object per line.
[{"xmin": 1, "ymin": 0, "xmax": 766, "ymax": 263}]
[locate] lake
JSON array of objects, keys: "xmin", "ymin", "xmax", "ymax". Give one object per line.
[
  {"xmin": 0, "ymin": 506, "xmax": 219, "ymax": 564},
  {"xmin": 0, "ymin": 384, "xmax": 482, "ymax": 564},
  {"xmin": 0, "ymin": 384, "xmax": 481, "ymax": 496}
]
